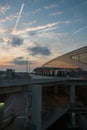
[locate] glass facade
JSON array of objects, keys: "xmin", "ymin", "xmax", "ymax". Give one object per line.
[
  {"xmin": 43, "ymin": 60, "xmax": 77, "ymax": 68},
  {"xmin": 71, "ymin": 52, "xmax": 87, "ymax": 65},
  {"xmin": 42, "ymin": 46, "xmax": 87, "ymax": 71}
]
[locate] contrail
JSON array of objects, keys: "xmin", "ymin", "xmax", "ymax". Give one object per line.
[
  {"xmin": 73, "ymin": 25, "xmax": 87, "ymax": 34},
  {"xmin": 13, "ymin": 3, "xmax": 24, "ymax": 34}
]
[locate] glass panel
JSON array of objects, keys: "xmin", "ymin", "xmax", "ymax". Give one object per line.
[{"xmin": 71, "ymin": 53, "xmax": 87, "ymax": 65}]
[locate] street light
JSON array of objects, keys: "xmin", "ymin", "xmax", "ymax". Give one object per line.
[
  {"xmin": 29, "ymin": 62, "xmax": 31, "ymax": 73},
  {"xmin": 26, "ymin": 57, "xmax": 29, "ymax": 74}
]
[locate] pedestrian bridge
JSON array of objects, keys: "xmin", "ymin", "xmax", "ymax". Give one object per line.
[
  {"xmin": 0, "ymin": 76, "xmax": 87, "ymax": 130},
  {"xmin": 0, "ymin": 77, "xmax": 87, "ymax": 94}
]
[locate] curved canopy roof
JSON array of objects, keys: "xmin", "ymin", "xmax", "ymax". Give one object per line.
[{"xmin": 42, "ymin": 46, "xmax": 87, "ymax": 71}]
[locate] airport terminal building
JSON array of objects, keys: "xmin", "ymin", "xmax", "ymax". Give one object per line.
[{"xmin": 34, "ymin": 46, "xmax": 87, "ymax": 76}]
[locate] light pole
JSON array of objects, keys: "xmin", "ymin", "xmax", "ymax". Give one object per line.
[
  {"xmin": 29, "ymin": 62, "xmax": 31, "ymax": 73},
  {"xmin": 26, "ymin": 57, "xmax": 29, "ymax": 74}
]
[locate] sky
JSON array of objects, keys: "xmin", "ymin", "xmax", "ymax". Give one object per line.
[{"xmin": 0, "ymin": 0, "xmax": 87, "ymax": 72}]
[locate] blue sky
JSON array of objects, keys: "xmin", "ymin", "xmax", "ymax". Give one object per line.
[{"xmin": 0, "ymin": 0, "xmax": 87, "ymax": 71}]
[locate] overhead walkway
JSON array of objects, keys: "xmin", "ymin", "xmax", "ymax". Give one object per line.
[
  {"xmin": 0, "ymin": 77, "xmax": 87, "ymax": 94},
  {"xmin": 0, "ymin": 76, "xmax": 87, "ymax": 130}
]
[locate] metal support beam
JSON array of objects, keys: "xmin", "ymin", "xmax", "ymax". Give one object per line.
[
  {"xmin": 70, "ymin": 84, "xmax": 76, "ymax": 128},
  {"xmin": 31, "ymin": 85, "xmax": 42, "ymax": 130},
  {"xmin": 24, "ymin": 86, "xmax": 32, "ymax": 128},
  {"xmin": 70, "ymin": 84, "xmax": 76, "ymax": 106}
]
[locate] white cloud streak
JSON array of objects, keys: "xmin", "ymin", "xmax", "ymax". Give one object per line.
[
  {"xmin": 0, "ymin": 28, "xmax": 7, "ymax": 33},
  {"xmin": 32, "ymin": 8, "xmax": 41, "ymax": 14},
  {"xmin": 44, "ymin": 4, "xmax": 58, "ymax": 9},
  {"xmin": 23, "ymin": 20, "xmax": 37, "ymax": 26},
  {"xmin": 0, "ymin": 13, "xmax": 18, "ymax": 23},
  {"xmin": 73, "ymin": 25, "xmax": 87, "ymax": 34},
  {"xmin": 0, "ymin": 5, "xmax": 10, "ymax": 14},
  {"xmin": 49, "ymin": 11, "xmax": 63, "ymax": 16},
  {"xmin": 12, "ymin": 22, "xmax": 58, "ymax": 35},
  {"xmin": 25, "ymin": 23, "xmax": 57, "ymax": 32}
]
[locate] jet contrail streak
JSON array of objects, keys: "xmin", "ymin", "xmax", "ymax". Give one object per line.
[
  {"xmin": 73, "ymin": 25, "xmax": 87, "ymax": 34},
  {"xmin": 13, "ymin": 3, "xmax": 24, "ymax": 34}
]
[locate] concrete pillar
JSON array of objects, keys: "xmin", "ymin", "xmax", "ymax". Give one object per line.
[
  {"xmin": 71, "ymin": 112, "xmax": 76, "ymax": 128},
  {"xmin": 70, "ymin": 84, "xmax": 76, "ymax": 106},
  {"xmin": 0, "ymin": 102, "xmax": 5, "ymax": 130},
  {"xmin": 25, "ymin": 94, "xmax": 32, "ymax": 117},
  {"xmin": 24, "ymin": 86, "xmax": 32, "ymax": 128},
  {"xmin": 70, "ymin": 84, "xmax": 76, "ymax": 128},
  {"xmin": 31, "ymin": 85, "xmax": 42, "ymax": 130}
]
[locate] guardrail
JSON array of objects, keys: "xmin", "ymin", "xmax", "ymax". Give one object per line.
[{"xmin": 0, "ymin": 77, "xmax": 87, "ymax": 94}]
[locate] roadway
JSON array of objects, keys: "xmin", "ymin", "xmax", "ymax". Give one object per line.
[
  {"xmin": 3, "ymin": 92, "xmax": 27, "ymax": 130},
  {"xmin": 3, "ymin": 93, "xmax": 70, "ymax": 130},
  {"xmin": 4, "ymin": 93, "xmax": 26, "ymax": 117}
]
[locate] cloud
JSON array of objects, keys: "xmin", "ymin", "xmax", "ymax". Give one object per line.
[
  {"xmin": 32, "ymin": 8, "xmax": 41, "ymax": 14},
  {"xmin": 0, "ymin": 19, "xmax": 6, "ymax": 23},
  {"xmin": 0, "ymin": 28, "xmax": 7, "ymax": 33},
  {"xmin": 0, "ymin": 5, "xmax": 10, "ymax": 14},
  {"xmin": 21, "ymin": 8, "xmax": 41, "ymax": 17},
  {"xmin": 12, "ymin": 57, "xmax": 35, "ymax": 65},
  {"xmin": 12, "ymin": 57, "xmax": 25, "ymax": 65},
  {"xmin": 14, "ymin": 21, "xmax": 70, "ymax": 36},
  {"xmin": 44, "ymin": 4, "xmax": 58, "ymax": 9},
  {"xmin": 12, "ymin": 22, "xmax": 58, "ymax": 35},
  {"xmin": 73, "ymin": 25, "xmax": 87, "ymax": 34},
  {"xmin": 0, "ymin": 13, "xmax": 18, "ymax": 23},
  {"xmin": 8, "ymin": 35, "xmax": 24, "ymax": 47},
  {"xmin": 0, "ymin": 37, "xmax": 5, "ymax": 43},
  {"xmin": 28, "ymin": 31, "xmax": 38, "ymax": 36},
  {"xmin": 15, "ymin": 57, "xmax": 24, "ymax": 60},
  {"xmin": 25, "ymin": 23, "xmax": 57, "ymax": 32},
  {"xmin": 27, "ymin": 43, "xmax": 51, "ymax": 56},
  {"xmin": 6, "ymin": 13, "xmax": 18, "ymax": 20},
  {"xmin": 43, "ymin": 32, "xmax": 69, "ymax": 39},
  {"xmin": 23, "ymin": 20, "xmax": 37, "ymax": 26},
  {"xmin": 49, "ymin": 11, "xmax": 63, "ymax": 16}
]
